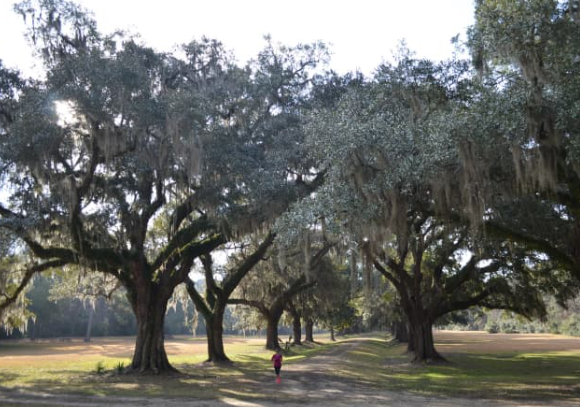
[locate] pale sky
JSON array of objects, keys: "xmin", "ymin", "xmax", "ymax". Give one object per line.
[{"xmin": 0, "ymin": 0, "xmax": 475, "ymax": 77}]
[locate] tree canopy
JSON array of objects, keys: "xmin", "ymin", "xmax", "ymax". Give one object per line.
[{"xmin": 2, "ymin": 0, "xmax": 580, "ymax": 373}]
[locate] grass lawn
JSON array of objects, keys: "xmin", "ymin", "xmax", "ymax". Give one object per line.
[
  {"xmin": 1, "ymin": 331, "xmax": 580, "ymax": 402},
  {"xmin": 0, "ymin": 335, "xmax": 333, "ymax": 400},
  {"xmin": 334, "ymin": 331, "xmax": 580, "ymax": 400}
]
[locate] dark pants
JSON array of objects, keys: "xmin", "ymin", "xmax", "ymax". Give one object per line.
[{"xmin": 274, "ymin": 366, "xmax": 281, "ymax": 375}]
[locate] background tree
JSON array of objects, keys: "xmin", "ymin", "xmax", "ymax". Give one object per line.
[
  {"xmin": 183, "ymin": 38, "xmax": 328, "ymax": 362},
  {"xmin": 229, "ymin": 235, "xmax": 331, "ymax": 350},
  {"xmin": 312, "ymin": 261, "xmax": 356, "ymax": 341},
  {"xmin": 186, "ymin": 233, "xmax": 275, "ymax": 363}
]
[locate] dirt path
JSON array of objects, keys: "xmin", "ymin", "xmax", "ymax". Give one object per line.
[{"xmin": 0, "ymin": 338, "xmax": 578, "ymax": 407}]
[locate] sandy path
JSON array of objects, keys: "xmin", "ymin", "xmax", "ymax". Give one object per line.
[{"xmin": 1, "ymin": 337, "xmax": 579, "ymax": 407}]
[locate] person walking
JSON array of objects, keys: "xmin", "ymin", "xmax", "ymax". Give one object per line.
[{"xmin": 271, "ymin": 349, "xmax": 283, "ymax": 383}]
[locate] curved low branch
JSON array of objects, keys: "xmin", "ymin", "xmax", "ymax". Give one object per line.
[
  {"xmin": 0, "ymin": 259, "xmax": 69, "ymax": 314},
  {"xmin": 485, "ymin": 220, "xmax": 577, "ymax": 272},
  {"xmin": 228, "ymin": 298, "xmax": 268, "ymax": 315}
]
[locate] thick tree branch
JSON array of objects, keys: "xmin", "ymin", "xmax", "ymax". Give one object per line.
[
  {"xmin": 200, "ymin": 254, "xmax": 222, "ymax": 299},
  {"xmin": 485, "ymin": 220, "xmax": 577, "ymax": 272},
  {"xmin": 227, "ymin": 297, "xmax": 268, "ymax": 315},
  {"xmin": 222, "ymin": 232, "xmax": 276, "ymax": 296},
  {"xmin": 141, "ymin": 175, "xmax": 165, "ymax": 225},
  {"xmin": 151, "ymin": 216, "xmax": 219, "ymax": 271},
  {"xmin": 0, "ymin": 259, "xmax": 69, "ymax": 314},
  {"xmin": 185, "ymin": 277, "xmax": 212, "ymax": 319}
]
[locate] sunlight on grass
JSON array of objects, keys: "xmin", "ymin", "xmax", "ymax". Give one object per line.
[
  {"xmin": 0, "ymin": 335, "xmax": 336, "ymax": 400},
  {"xmin": 1, "ymin": 333, "xmax": 580, "ymax": 402},
  {"xmin": 382, "ymin": 349, "xmax": 580, "ymax": 400}
]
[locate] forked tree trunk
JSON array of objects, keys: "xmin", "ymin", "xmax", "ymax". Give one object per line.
[{"xmin": 305, "ymin": 318, "xmax": 314, "ymax": 342}]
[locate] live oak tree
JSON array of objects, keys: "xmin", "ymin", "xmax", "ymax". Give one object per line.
[
  {"xmin": 301, "ymin": 260, "xmax": 354, "ymax": 342},
  {"xmin": 298, "ymin": 51, "xmax": 573, "ymax": 362},
  {"xmin": 366, "ymin": 215, "xmax": 556, "ymax": 362},
  {"xmin": 183, "ymin": 40, "xmax": 328, "ymax": 363},
  {"xmin": 0, "ymin": 0, "xmax": 326, "ymax": 373},
  {"xmin": 229, "ymin": 235, "xmax": 332, "ymax": 350},
  {"xmin": 465, "ymin": 0, "xmax": 580, "ymax": 281},
  {"xmin": 0, "ymin": 62, "xmax": 32, "ymax": 333},
  {"xmin": 186, "ymin": 233, "xmax": 276, "ymax": 363},
  {"xmin": 0, "ymin": 0, "xmax": 227, "ymax": 373}
]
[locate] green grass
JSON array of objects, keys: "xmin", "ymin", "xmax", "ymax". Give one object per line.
[
  {"xmin": 329, "ymin": 338, "xmax": 580, "ymax": 400},
  {"xmin": 2, "ymin": 333, "xmax": 580, "ymax": 402},
  {"xmin": 0, "ymin": 336, "xmax": 334, "ymax": 400},
  {"xmin": 390, "ymin": 350, "xmax": 580, "ymax": 400}
]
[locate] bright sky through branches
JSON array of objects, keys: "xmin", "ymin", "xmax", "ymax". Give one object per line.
[{"xmin": 0, "ymin": 0, "xmax": 475, "ymax": 76}]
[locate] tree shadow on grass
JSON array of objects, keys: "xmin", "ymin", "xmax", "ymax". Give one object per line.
[
  {"xmin": 386, "ymin": 351, "xmax": 580, "ymax": 401},
  {"xmin": 0, "ymin": 372, "xmax": 22, "ymax": 383}
]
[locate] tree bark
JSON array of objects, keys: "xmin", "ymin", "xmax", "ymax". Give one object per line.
[
  {"xmin": 286, "ymin": 302, "xmax": 302, "ymax": 345},
  {"xmin": 292, "ymin": 314, "xmax": 302, "ymax": 345},
  {"xmin": 305, "ymin": 318, "xmax": 314, "ymax": 342},
  {"xmin": 203, "ymin": 300, "xmax": 231, "ymax": 363},
  {"xmin": 265, "ymin": 313, "xmax": 282, "ymax": 350},
  {"xmin": 126, "ymin": 270, "xmax": 177, "ymax": 374},
  {"xmin": 408, "ymin": 314, "xmax": 443, "ymax": 363},
  {"xmin": 330, "ymin": 326, "xmax": 336, "ymax": 341},
  {"xmin": 392, "ymin": 319, "xmax": 408, "ymax": 343},
  {"xmin": 129, "ymin": 295, "xmax": 175, "ymax": 373}
]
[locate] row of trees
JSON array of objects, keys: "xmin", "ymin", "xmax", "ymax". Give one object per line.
[
  {"xmin": 2, "ymin": 273, "xmax": 348, "ymax": 341},
  {"xmin": 2, "ymin": 0, "xmax": 580, "ymax": 373}
]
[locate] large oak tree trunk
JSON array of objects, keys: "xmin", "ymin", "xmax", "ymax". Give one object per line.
[
  {"xmin": 264, "ymin": 304, "xmax": 285, "ymax": 351},
  {"xmin": 127, "ymin": 267, "xmax": 176, "ymax": 374},
  {"xmin": 204, "ymin": 301, "xmax": 231, "ymax": 363},
  {"xmin": 130, "ymin": 295, "xmax": 175, "ymax": 373},
  {"xmin": 330, "ymin": 326, "xmax": 336, "ymax": 341},
  {"xmin": 292, "ymin": 316, "xmax": 302, "ymax": 345},
  {"xmin": 305, "ymin": 318, "xmax": 314, "ymax": 342},
  {"xmin": 265, "ymin": 313, "xmax": 281, "ymax": 350},
  {"xmin": 408, "ymin": 314, "xmax": 443, "ymax": 363}
]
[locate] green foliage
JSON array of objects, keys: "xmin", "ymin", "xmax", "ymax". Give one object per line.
[
  {"xmin": 114, "ymin": 361, "xmax": 125, "ymax": 374},
  {"xmin": 0, "ymin": 0, "xmax": 328, "ymax": 370},
  {"xmin": 94, "ymin": 361, "xmax": 105, "ymax": 375}
]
